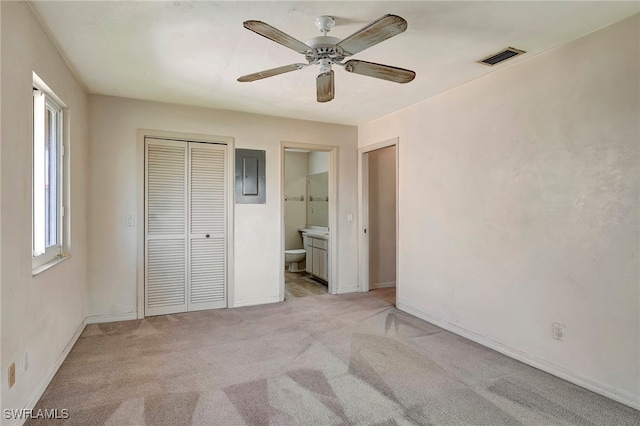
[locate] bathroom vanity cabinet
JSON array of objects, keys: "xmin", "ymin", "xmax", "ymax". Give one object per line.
[{"xmin": 303, "ymin": 234, "xmax": 328, "ymax": 282}]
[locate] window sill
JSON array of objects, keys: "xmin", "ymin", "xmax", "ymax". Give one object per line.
[{"xmin": 32, "ymin": 254, "xmax": 71, "ymax": 277}]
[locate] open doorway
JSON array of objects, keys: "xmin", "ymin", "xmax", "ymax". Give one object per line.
[
  {"xmin": 280, "ymin": 143, "xmax": 338, "ymax": 301},
  {"xmin": 359, "ymin": 138, "xmax": 398, "ymax": 304}
]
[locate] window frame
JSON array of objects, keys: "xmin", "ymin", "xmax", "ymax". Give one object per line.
[{"xmin": 32, "ymin": 76, "xmax": 67, "ymax": 272}]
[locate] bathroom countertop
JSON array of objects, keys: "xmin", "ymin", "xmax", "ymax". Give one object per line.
[{"xmin": 300, "ymin": 229, "xmax": 329, "ymax": 239}]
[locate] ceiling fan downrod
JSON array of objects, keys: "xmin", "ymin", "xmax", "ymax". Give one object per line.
[{"xmin": 306, "ymin": 16, "xmax": 344, "ymax": 75}]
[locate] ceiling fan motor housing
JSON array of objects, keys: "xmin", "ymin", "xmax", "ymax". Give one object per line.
[{"xmin": 305, "ymin": 36, "xmax": 344, "ymax": 74}]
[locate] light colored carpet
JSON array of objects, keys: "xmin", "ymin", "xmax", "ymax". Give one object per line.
[{"xmin": 28, "ymin": 289, "xmax": 639, "ymax": 425}]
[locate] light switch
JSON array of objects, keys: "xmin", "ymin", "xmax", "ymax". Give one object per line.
[
  {"xmin": 347, "ymin": 213, "xmax": 353, "ymax": 222},
  {"xmin": 126, "ymin": 215, "xmax": 135, "ymax": 227}
]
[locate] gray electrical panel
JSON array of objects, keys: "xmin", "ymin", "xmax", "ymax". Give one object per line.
[{"xmin": 235, "ymin": 149, "xmax": 266, "ymax": 204}]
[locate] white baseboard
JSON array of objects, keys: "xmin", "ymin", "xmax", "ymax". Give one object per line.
[
  {"xmin": 370, "ymin": 281, "xmax": 396, "ymax": 289},
  {"xmin": 337, "ymin": 286, "xmax": 360, "ymax": 294},
  {"xmin": 233, "ymin": 296, "xmax": 280, "ymax": 308},
  {"xmin": 85, "ymin": 312, "xmax": 138, "ymax": 324},
  {"xmin": 15, "ymin": 318, "xmax": 87, "ymax": 426},
  {"xmin": 397, "ymin": 302, "xmax": 640, "ymax": 411}
]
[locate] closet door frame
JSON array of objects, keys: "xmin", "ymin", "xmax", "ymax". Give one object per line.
[{"xmin": 137, "ymin": 129, "xmax": 234, "ymax": 319}]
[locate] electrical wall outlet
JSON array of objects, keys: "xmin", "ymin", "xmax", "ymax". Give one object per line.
[
  {"xmin": 8, "ymin": 363, "xmax": 16, "ymax": 388},
  {"xmin": 553, "ymin": 322, "xmax": 565, "ymax": 341}
]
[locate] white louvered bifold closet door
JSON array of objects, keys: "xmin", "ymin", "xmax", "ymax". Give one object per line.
[
  {"xmin": 145, "ymin": 139, "xmax": 188, "ymax": 316},
  {"xmin": 145, "ymin": 138, "xmax": 227, "ymax": 316},
  {"xmin": 188, "ymin": 143, "xmax": 227, "ymax": 311}
]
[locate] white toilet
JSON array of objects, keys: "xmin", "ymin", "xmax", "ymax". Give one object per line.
[{"xmin": 284, "ymin": 249, "xmax": 306, "ymax": 272}]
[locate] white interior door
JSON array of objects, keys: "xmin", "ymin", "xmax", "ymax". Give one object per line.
[{"xmin": 145, "ymin": 138, "xmax": 227, "ymax": 316}]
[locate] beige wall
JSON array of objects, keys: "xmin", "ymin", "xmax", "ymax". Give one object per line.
[
  {"xmin": 87, "ymin": 95, "xmax": 358, "ymax": 315},
  {"xmin": 307, "ymin": 151, "xmax": 329, "ymax": 176},
  {"xmin": 284, "ymin": 151, "xmax": 307, "ymax": 250},
  {"xmin": 368, "ymin": 146, "xmax": 396, "ymax": 289},
  {"xmin": 359, "ymin": 15, "xmax": 639, "ymax": 407},
  {"xmin": 1, "ymin": 1, "xmax": 89, "ymax": 418}
]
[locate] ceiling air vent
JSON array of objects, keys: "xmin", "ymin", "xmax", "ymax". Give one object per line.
[{"xmin": 478, "ymin": 47, "xmax": 526, "ymax": 66}]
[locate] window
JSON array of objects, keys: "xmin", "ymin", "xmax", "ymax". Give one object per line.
[{"xmin": 32, "ymin": 76, "xmax": 66, "ymax": 271}]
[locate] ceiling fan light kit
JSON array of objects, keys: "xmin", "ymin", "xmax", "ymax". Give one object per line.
[{"xmin": 238, "ymin": 14, "xmax": 416, "ymax": 103}]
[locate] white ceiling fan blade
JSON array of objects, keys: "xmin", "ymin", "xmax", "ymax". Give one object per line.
[
  {"xmin": 337, "ymin": 14, "xmax": 407, "ymax": 56},
  {"xmin": 238, "ymin": 63, "xmax": 307, "ymax": 82},
  {"xmin": 317, "ymin": 71, "xmax": 335, "ymax": 103},
  {"xmin": 243, "ymin": 20, "xmax": 311, "ymax": 54},
  {"xmin": 344, "ymin": 60, "xmax": 415, "ymax": 83}
]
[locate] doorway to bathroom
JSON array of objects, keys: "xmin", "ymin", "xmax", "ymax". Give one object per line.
[
  {"xmin": 281, "ymin": 143, "xmax": 337, "ymax": 300},
  {"xmin": 359, "ymin": 138, "xmax": 398, "ymax": 304}
]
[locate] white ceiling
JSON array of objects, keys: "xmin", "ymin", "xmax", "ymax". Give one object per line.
[{"xmin": 30, "ymin": 1, "xmax": 639, "ymax": 126}]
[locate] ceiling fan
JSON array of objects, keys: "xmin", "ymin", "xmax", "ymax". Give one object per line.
[{"xmin": 237, "ymin": 14, "xmax": 416, "ymax": 103}]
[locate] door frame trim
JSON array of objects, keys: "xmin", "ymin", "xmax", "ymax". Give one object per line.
[
  {"xmin": 137, "ymin": 129, "xmax": 235, "ymax": 319},
  {"xmin": 280, "ymin": 142, "xmax": 338, "ymax": 299},
  {"xmin": 358, "ymin": 138, "xmax": 399, "ymax": 295}
]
